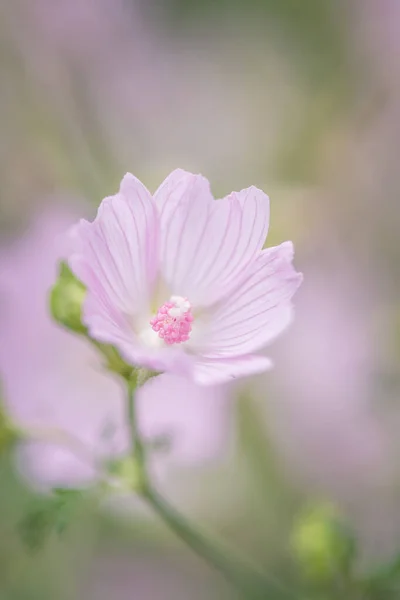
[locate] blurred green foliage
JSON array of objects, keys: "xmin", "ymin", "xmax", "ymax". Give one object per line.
[
  {"xmin": 160, "ymin": 0, "xmax": 348, "ymax": 80},
  {"xmin": 18, "ymin": 489, "xmax": 84, "ymax": 551},
  {"xmin": 0, "ymin": 401, "xmax": 18, "ymax": 456},
  {"xmin": 291, "ymin": 504, "xmax": 355, "ymax": 585},
  {"xmin": 0, "ymin": 455, "xmax": 89, "ymax": 599},
  {"xmin": 155, "ymin": 0, "xmax": 353, "ymax": 186}
]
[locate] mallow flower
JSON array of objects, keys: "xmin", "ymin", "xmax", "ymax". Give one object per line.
[{"xmin": 69, "ymin": 169, "xmax": 302, "ymax": 384}]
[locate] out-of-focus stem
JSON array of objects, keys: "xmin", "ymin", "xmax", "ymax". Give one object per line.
[
  {"xmin": 126, "ymin": 380, "xmax": 295, "ymax": 600},
  {"xmin": 127, "ymin": 380, "xmax": 148, "ymax": 493}
]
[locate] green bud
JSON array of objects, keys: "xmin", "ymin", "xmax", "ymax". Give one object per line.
[
  {"xmin": 50, "ymin": 262, "xmax": 136, "ymax": 379},
  {"xmin": 291, "ymin": 503, "xmax": 355, "ymax": 583},
  {"xmin": 50, "ymin": 261, "xmax": 87, "ymax": 335}
]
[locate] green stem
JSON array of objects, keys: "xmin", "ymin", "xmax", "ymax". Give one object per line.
[
  {"xmin": 127, "ymin": 380, "xmax": 148, "ymax": 492},
  {"xmin": 145, "ymin": 484, "xmax": 295, "ymax": 599},
  {"xmin": 126, "ymin": 381, "xmax": 296, "ymax": 600}
]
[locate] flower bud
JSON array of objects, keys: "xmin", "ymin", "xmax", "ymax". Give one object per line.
[
  {"xmin": 49, "ymin": 264, "xmax": 153, "ymax": 382},
  {"xmin": 49, "ymin": 262, "xmax": 87, "ymax": 335},
  {"xmin": 291, "ymin": 503, "xmax": 355, "ymax": 583}
]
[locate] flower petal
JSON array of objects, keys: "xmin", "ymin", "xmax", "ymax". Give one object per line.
[
  {"xmin": 193, "ymin": 355, "xmax": 272, "ymax": 385},
  {"xmin": 154, "ymin": 168, "xmax": 213, "ymax": 221},
  {"xmin": 154, "ymin": 169, "xmax": 213, "ymax": 302},
  {"xmin": 69, "ymin": 173, "xmax": 159, "ymax": 317},
  {"xmin": 197, "ymin": 242, "xmax": 302, "ymax": 358},
  {"xmin": 155, "ymin": 170, "xmax": 270, "ymax": 306},
  {"xmin": 189, "ymin": 186, "xmax": 270, "ymax": 305},
  {"xmin": 68, "ymin": 174, "xmax": 172, "ymax": 372}
]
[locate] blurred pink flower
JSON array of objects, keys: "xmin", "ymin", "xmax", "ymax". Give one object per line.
[
  {"xmin": 0, "ymin": 208, "xmax": 229, "ymax": 489},
  {"xmin": 264, "ymin": 268, "xmax": 391, "ymax": 496},
  {"xmin": 70, "ymin": 169, "xmax": 302, "ymax": 385}
]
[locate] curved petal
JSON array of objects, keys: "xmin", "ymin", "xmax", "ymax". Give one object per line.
[
  {"xmin": 154, "ymin": 168, "xmax": 213, "ymax": 221},
  {"xmin": 197, "ymin": 242, "xmax": 303, "ymax": 358},
  {"xmin": 69, "ymin": 173, "xmax": 159, "ymax": 318},
  {"xmin": 155, "ymin": 170, "xmax": 270, "ymax": 306},
  {"xmin": 214, "ymin": 185, "xmax": 270, "ymax": 284},
  {"xmin": 68, "ymin": 174, "xmax": 175, "ymax": 372},
  {"xmin": 154, "ymin": 169, "xmax": 214, "ymax": 301},
  {"xmin": 193, "ymin": 355, "xmax": 272, "ymax": 385}
]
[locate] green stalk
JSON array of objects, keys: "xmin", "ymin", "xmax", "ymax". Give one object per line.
[{"xmin": 126, "ymin": 381, "xmax": 296, "ymax": 600}]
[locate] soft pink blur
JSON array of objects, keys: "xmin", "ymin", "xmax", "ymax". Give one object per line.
[
  {"xmin": 271, "ymin": 268, "xmax": 390, "ymax": 489},
  {"xmin": 256, "ymin": 264, "xmax": 400, "ymax": 559}
]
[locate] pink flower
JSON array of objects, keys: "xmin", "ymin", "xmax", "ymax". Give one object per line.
[
  {"xmin": 0, "ymin": 208, "xmax": 230, "ymax": 490},
  {"xmin": 70, "ymin": 169, "xmax": 302, "ymax": 384},
  {"xmin": 257, "ymin": 268, "xmax": 393, "ymax": 499}
]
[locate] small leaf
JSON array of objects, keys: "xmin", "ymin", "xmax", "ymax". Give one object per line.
[{"xmin": 18, "ymin": 488, "xmax": 83, "ymax": 551}]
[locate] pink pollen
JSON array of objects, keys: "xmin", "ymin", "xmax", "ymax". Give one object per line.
[{"xmin": 150, "ymin": 300, "xmax": 193, "ymax": 345}]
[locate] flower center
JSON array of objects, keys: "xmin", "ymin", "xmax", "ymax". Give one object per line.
[{"xmin": 150, "ymin": 296, "xmax": 193, "ymax": 345}]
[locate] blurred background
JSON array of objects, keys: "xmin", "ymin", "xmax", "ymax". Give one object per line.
[{"xmin": 1, "ymin": 0, "xmax": 400, "ymax": 598}]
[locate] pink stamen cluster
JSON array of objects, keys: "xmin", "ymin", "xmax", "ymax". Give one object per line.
[{"xmin": 150, "ymin": 299, "xmax": 194, "ymax": 345}]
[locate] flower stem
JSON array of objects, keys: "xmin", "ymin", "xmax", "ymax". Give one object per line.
[
  {"xmin": 127, "ymin": 380, "xmax": 148, "ymax": 492},
  {"xmin": 126, "ymin": 381, "xmax": 296, "ymax": 600},
  {"xmin": 144, "ymin": 484, "xmax": 296, "ymax": 599}
]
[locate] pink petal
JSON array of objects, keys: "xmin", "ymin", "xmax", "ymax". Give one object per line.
[
  {"xmin": 154, "ymin": 169, "xmax": 214, "ymax": 303},
  {"xmin": 190, "ymin": 186, "xmax": 270, "ymax": 305},
  {"xmin": 68, "ymin": 174, "xmax": 168, "ymax": 371},
  {"xmin": 198, "ymin": 242, "xmax": 303, "ymax": 358},
  {"xmin": 193, "ymin": 355, "xmax": 272, "ymax": 385},
  {"xmin": 70, "ymin": 173, "xmax": 159, "ymax": 318},
  {"xmin": 154, "ymin": 168, "xmax": 213, "ymax": 222},
  {"xmin": 215, "ymin": 185, "xmax": 270, "ymax": 284},
  {"xmin": 155, "ymin": 170, "xmax": 270, "ymax": 306}
]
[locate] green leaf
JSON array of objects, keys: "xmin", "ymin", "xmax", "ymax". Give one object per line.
[
  {"xmin": 362, "ymin": 553, "xmax": 400, "ymax": 595},
  {"xmin": 0, "ymin": 384, "xmax": 19, "ymax": 454},
  {"xmin": 18, "ymin": 488, "xmax": 83, "ymax": 551}
]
